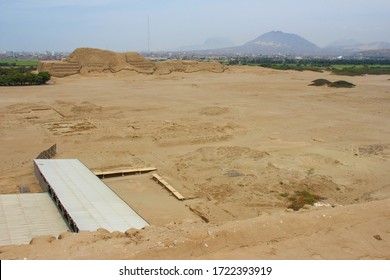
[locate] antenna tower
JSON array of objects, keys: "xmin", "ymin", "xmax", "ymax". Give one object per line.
[{"xmin": 148, "ymin": 16, "xmax": 150, "ymax": 53}]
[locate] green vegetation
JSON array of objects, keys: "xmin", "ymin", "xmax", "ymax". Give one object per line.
[
  {"xmin": 0, "ymin": 68, "xmax": 50, "ymax": 86},
  {"xmin": 309, "ymin": 79, "xmax": 333, "ymax": 87},
  {"xmin": 332, "ymin": 80, "xmax": 356, "ymax": 88},
  {"xmin": 287, "ymin": 191, "xmax": 323, "ymax": 211},
  {"xmin": 306, "ymin": 168, "xmax": 315, "ymax": 176},
  {"xmin": 260, "ymin": 64, "xmax": 390, "ymax": 76},
  {"xmin": 309, "ymin": 79, "xmax": 356, "ymax": 88},
  {"xmin": 0, "ymin": 60, "xmax": 38, "ymax": 67},
  {"xmin": 330, "ymin": 65, "xmax": 390, "ymax": 76},
  {"xmin": 279, "ymin": 192, "xmax": 289, "ymax": 198},
  {"xmin": 0, "ymin": 60, "xmax": 50, "ymax": 86},
  {"xmin": 224, "ymin": 57, "xmax": 390, "ymax": 75}
]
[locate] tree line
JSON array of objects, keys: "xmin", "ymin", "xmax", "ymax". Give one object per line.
[
  {"xmin": 0, "ymin": 62, "xmax": 17, "ymax": 66},
  {"xmin": 225, "ymin": 56, "xmax": 390, "ymax": 67},
  {"xmin": 0, "ymin": 68, "xmax": 50, "ymax": 86},
  {"xmin": 223, "ymin": 56, "xmax": 390, "ymax": 75}
]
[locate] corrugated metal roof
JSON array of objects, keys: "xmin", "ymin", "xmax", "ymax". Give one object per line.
[
  {"xmin": 0, "ymin": 193, "xmax": 69, "ymax": 245},
  {"xmin": 34, "ymin": 159, "xmax": 149, "ymax": 232}
]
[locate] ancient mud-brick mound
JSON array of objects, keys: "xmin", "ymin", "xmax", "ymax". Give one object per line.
[
  {"xmin": 67, "ymin": 48, "xmax": 156, "ymax": 74},
  {"xmin": 154, "ymin": 60, "xmax": 225, "ymax": 75},
  {"xmin": 38, "ymin": 48, "xmax": 225, "ymax": 77},
  {"xmin": 37, "ymin": 61, "xmax": 81, "ymax": 78}
]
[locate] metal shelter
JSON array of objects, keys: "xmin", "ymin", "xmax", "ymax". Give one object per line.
[
  {"xmin": 0, "ymin": 193, "xmax": 69, "ymax": 245},
  {"xmin": 34, "ymin": 159, "xmax": 149, "ymax": 232}
]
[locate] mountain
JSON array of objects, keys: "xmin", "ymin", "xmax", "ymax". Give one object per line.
[
  {"xmin": 324, "ymin": 40, "xmax": 390, "ymax": 55},
  {"xmin": 326, "ymin": 39, "xmax": 361, "ymax": 48},
  {"xmin": 178, "ymin": 37, "xmax": 235, "ymax": 51},
  {"xmin": 176, "ymin": 31, "xmax": 390, "ymax": 57},
  {"xmin": 186, "ymin": 31, "xmax": 321, "ymax": 56},
  {"xmin": 237, "ymin": 31, "xmax": 321, "ymax": 55},
  {"xmin": 355, "ymin": 49, "xmax": 390, "ymax": 58}
]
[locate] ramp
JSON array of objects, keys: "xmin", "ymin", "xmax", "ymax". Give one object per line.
[
  {"xmin": 34, "ymin": 159, "xmax": 149, "ymax": 232},
  {"xmin": 0, "ymin": 193, "xmax": 69, "ymax": 245}
]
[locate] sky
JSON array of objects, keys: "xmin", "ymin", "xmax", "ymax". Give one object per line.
[{"xmin": 0, "ymin": 0, "xmax": 389, "ymax": 52}]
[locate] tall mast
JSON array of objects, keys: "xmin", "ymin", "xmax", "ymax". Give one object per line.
[{"xmin": 147, "ymin": 16, "xmax": 150, "ymax": 54}]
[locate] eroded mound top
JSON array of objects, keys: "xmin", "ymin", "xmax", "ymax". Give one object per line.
[{"xmin": 67, "ymin": 48, "xmax": 147, "ymax": 64}]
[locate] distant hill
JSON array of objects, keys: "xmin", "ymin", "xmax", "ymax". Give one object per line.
[
  {"xmin": 324, "ymin": 40, "xmax": 390, "ymax": 56},
  {"xmin": 184, "ymin": 31, "xmax": 321, "ymax": 56},
  {"xmin": 326, "ymin": 39, "xmax": 361, "ymax": 48},
  {"xmin": 237, "ymin": 31, "xmax": 321, "ymax": 55},
  {"xmin": 178, "ymin": 31, "xmax": 390, "ymax": 57},
  {"xmin": 355, "ymin": 49, "xmax": 390, "ymax": 58}
]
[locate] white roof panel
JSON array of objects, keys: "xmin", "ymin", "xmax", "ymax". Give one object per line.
[
  {"xmin": 0, "ymin": 193, "xmax": 69, "ymax": 245},
  {"xmin": 34, "ymin": 159, "xmax": 149, "ymax": 232}
]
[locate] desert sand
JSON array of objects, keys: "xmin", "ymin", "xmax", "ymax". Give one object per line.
[{"xmin": 0, "ymin": 53, "xmax": 389, "ymax": 259}]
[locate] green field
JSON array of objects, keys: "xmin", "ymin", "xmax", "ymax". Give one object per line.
[
  {"xmin": 226, "ymin": 57, "xmax": 390, "ymax": 76},
  {"xmin": 330, "ymin": 65, "xmax": 390, "ymax": 76},
  {"xmin": 330, "ymin": 64, "xmax": 390, "ymax": 69},
  {"xmin": 257, "ymin": 63, "xmax": 390, "ymax": 76},
  {"xmin": 0, "ymin": 60, "xmax": 38, "ymax": 67}
]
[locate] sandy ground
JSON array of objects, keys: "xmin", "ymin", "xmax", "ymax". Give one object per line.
[{"xmin": 0, "ymin": 66, "xmax": 389, "ymax": 259}]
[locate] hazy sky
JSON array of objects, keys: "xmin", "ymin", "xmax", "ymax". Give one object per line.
[{"xmin": 1, "ymin": 0, "xmax": 389, "ymax": 52}]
